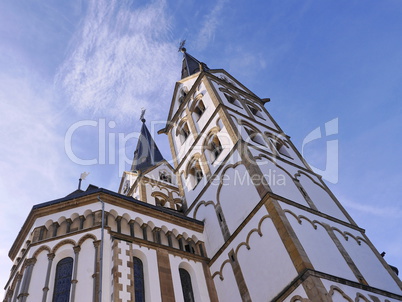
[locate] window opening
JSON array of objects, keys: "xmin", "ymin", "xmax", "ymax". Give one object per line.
[
  {"xmin": 179, "ymin": 123, "xmax": 190, "ymax": 144},
  {"xmin": 133, "ymin": 257, "xmax": 145, "ymax": 302},
  {"xmin": 159, "ymin": 171, "xmax": 172, "ymax": 183},
  {"xmin": 189, "ymin": 160, "xmax": 204, "ymax": 190},
  {"xmin": 179, "ymin": 269, "xmax": 195, "ymax": 302},
  {"xmin": 245, "ymin": 127, "xmax": 265, "ymax": 146},
  {"xmin": 52, "ymin": 257, "xmax": 73, "ymax": 302},
  {"xmin": 224, "ymin": 94, "xmax": 242, "ymax": 108},
  {"xmin": 194, "ymin": 100, "xmax": 206, "ymax": 120}
]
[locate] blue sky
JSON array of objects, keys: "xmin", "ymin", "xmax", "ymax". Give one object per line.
[{"xmin": 1, "ymin": 0, "xmax": 401, "ymax": 293}]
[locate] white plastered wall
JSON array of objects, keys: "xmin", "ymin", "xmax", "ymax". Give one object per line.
[
  {"xmin": 297, "ymin": 172, "xmax": 348, "ymax": 221},
  {"xmin": 255, "ymin": 155, "xmax": 310, "ymax": 207},
  {"xmin": 26, "ymin": 249, "xmax": 47, "ymax": 301},
  {"xmin": 218, "ymin": 163, "xmax": 260, "ymax": 234},
  {"xmin": 213, "ymin": 262, "xmax": 242, "ymax": 302},
  {"xmin": 209, "ymin": 206, "xmax": 298, "ymax": 301},
  {"xmin": 334, "ymin": 228, "xmax": 401, "ymax": 293},
  {"xmin": 236, "ymin": 208, "xmax": 298, "ymax": 301},
  {"xmin": 285, "ymin": 208, "xmax": 358, "ymax": 282},
  {"xmin": 280, "ymin": 200, "xmax": 399, "ymax": 293},
  {"xmin": 74, "ymin": 237, "xmax": 96, "ymax": 302}
]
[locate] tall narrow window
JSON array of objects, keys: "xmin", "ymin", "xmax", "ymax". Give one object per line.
[
  {"xmin": 180, "ymin": 123, "xmax": 190, "ymax": 144},
  {"xmin": 53, "ymin": 257, "xmax": 73, "ymax": 302},
  {"xmin": 193, "ymin": 100, "xmax": 206, "ymax": 121},
  {"xmin": 133, "ymin": 257, "xmax": 145, "ymax": 302},
  {"xmin": 189, "ymin": 160, "xmax": 203, "ymax": 190},
  {"xmin": 179, "ymin": 268, "xmax": 195, "ymax": 302},
  {"xmin": 207, "ymin": 134, "xmax": 223, "ymax": 162},
  {"xmin": 179, "ymin": 87, "xmax": 188, "ymax": 103},
  {"xmin": 195, "ymin": 167, "xmax": 203, "ymax": 184}
]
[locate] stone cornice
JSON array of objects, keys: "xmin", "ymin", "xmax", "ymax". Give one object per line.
[{"xmin": 9, "ymin": 188, "xmax": 203, "ymax": 260}]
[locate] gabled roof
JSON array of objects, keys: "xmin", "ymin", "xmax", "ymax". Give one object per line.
[
  {"xmin": 131, "ymin": 120, "xmax": 164, "ymax": 172},
  {"xmin": 181, "ymin": 48, "xmax": 209, "ymax": 79}
]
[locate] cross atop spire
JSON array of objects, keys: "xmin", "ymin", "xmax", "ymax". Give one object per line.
[
  {"xmin": 139, "ymin": 108, "xmax": 146, "ymax": 123},
  {"xmin": 178, "ymin": 40, "xmax": 186, "ymax": 53}
]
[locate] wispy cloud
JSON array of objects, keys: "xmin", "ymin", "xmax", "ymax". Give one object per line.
[
  {"xmin": 195, "ymin": 0, "xmax": 228, "ymax": 50},
  {"xmin": 56, "ymin": 0, "xmax": 179, "ymax": 121},
  {"xmin": 342, "ymin": 198, "xmax": 402, "ymax": 218},
  {"xmin": 0, "ymin": 71, "xmax": 78, "ymax": 291}
]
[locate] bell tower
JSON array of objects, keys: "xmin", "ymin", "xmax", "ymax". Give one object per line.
[{"xmin": 159, "ymin": 47, "xmax": 402, "ymax": 301}]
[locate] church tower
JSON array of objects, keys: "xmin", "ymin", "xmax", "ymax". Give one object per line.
[
  {"xmin": 157, "ymin": 47, "xmax": 402, "ymax": 301},
  {"xmin": 3, "ymin": 47, "xmax": 402, "ymax": 302}
]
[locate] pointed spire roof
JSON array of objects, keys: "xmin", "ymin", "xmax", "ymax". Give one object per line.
[
  {"xmin": 180, "ymin": 47, "xmax": 209, "ymax": 79},
  {"xmin": 131, "ymin": 117, "xmax": 164, "ymax": 172}
]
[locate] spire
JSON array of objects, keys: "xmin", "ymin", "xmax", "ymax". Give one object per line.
[
  {"xmin": 131, "ymin": 110, "xmax": 164, "ymax": 172},
  {"xmin": 179, "ymin": 41, "xmax": 209, "ymax": 79}
]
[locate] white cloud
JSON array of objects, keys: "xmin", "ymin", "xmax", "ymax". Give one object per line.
[
  {"xmin": 0, "ymin": 71, "xmax": 78, "ymax": 294},
  {"xmin": 56, "ymin": 0, "xmax": 180, "ymax": 122},
  {"xmin": 342, "ymin": 198, "xmax": 402, "ymax": 218},
  {"xmin": 195, "ymin": 0, "xmax": 228, "ymax": 50}
]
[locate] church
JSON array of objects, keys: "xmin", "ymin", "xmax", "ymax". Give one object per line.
[{"xmin": 3, "ymin": 48, "xmax": 402, "ymax": 302}]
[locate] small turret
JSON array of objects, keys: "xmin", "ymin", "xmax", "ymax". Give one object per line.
[{"xmin": 131, "ymin": 110, "xmax": 164, "ymax": 172}]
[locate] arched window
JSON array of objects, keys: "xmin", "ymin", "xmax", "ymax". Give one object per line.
[
  {"xmin": 178, "ymin": 122, "xmax": 190, "ymax": 144},
  {"xmin": 179, "ymin": 87, "xmax": 188, "ymax": 103},
  {"xmin": 245, "ymin": 127, "xmax": 265, "ymax": 146},
  {"xmin": 265, "ymin": 134, "xmax": 292, "ymax": 158},
  {"xmin": 247, "ymin": 104, "xmax": 264, "ymax": 118},
  {"xmin": 53, "ymin": 257, "xmax": 73, "ymax": 302},
  {"xmin": 188, "ymin": 159, "xmax": 204, "ymax": 190},
  {"xmin": 133, "ymin": 257, "xmax": 145, "ymax": 302},
  {"xmin": 206, "ymin": 134, "xmax": 223, "ymax": 162},
  {"xmin": 179, "ymin": 268, "xmax": 195, "ymax": 302},
  {"xmin": 193, "ymin": 99, "xmax": 206, "ymax": 121},
  {"xmin": 276, "ymin": 141, "xmax": 291, "ymax": 157},
  {"xmin": 224, "ymin": 93, "xmax": 242, "ymax": 108}
]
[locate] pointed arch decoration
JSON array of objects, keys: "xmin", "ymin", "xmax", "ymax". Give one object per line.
[
  {"xmin": 211, "ymin": 259, "xmax": 231, "ymax": 281},
  {"xmin": 328, "ymin": 285, "xmax": 353, "ymax": 302},
  {"xmin": 355, "ymin": 292, "xmax": 371, "ymax": 302},
  {"xmin": 289, "ymin": 295, "xmax": 311, "ymax": 302},
  {"xmin": 234, "ymin": 215, "xmax": 271, "ymax": 257},
  {"xmin": 193, "ymin": 200, "xmax": 216, "ymax": 219},
  {"xmin": 202, "ymin": 129, "xmax": 224, "ymax": 163},
  {"xmin": 212, "ymin": 214, "xmax": 273, "ymax": 281}
]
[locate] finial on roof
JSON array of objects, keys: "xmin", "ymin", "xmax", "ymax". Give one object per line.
[
  {"xmin": 178, "ymin": 40, "xmax": 186, "ymax": 53},
  {"xmin": 140, "ymin": 108, "xmax": 146, "ymax": 123},
  {"xmin": 78, "ymin": 172, "xmax": 89, "ymax": 190}
]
